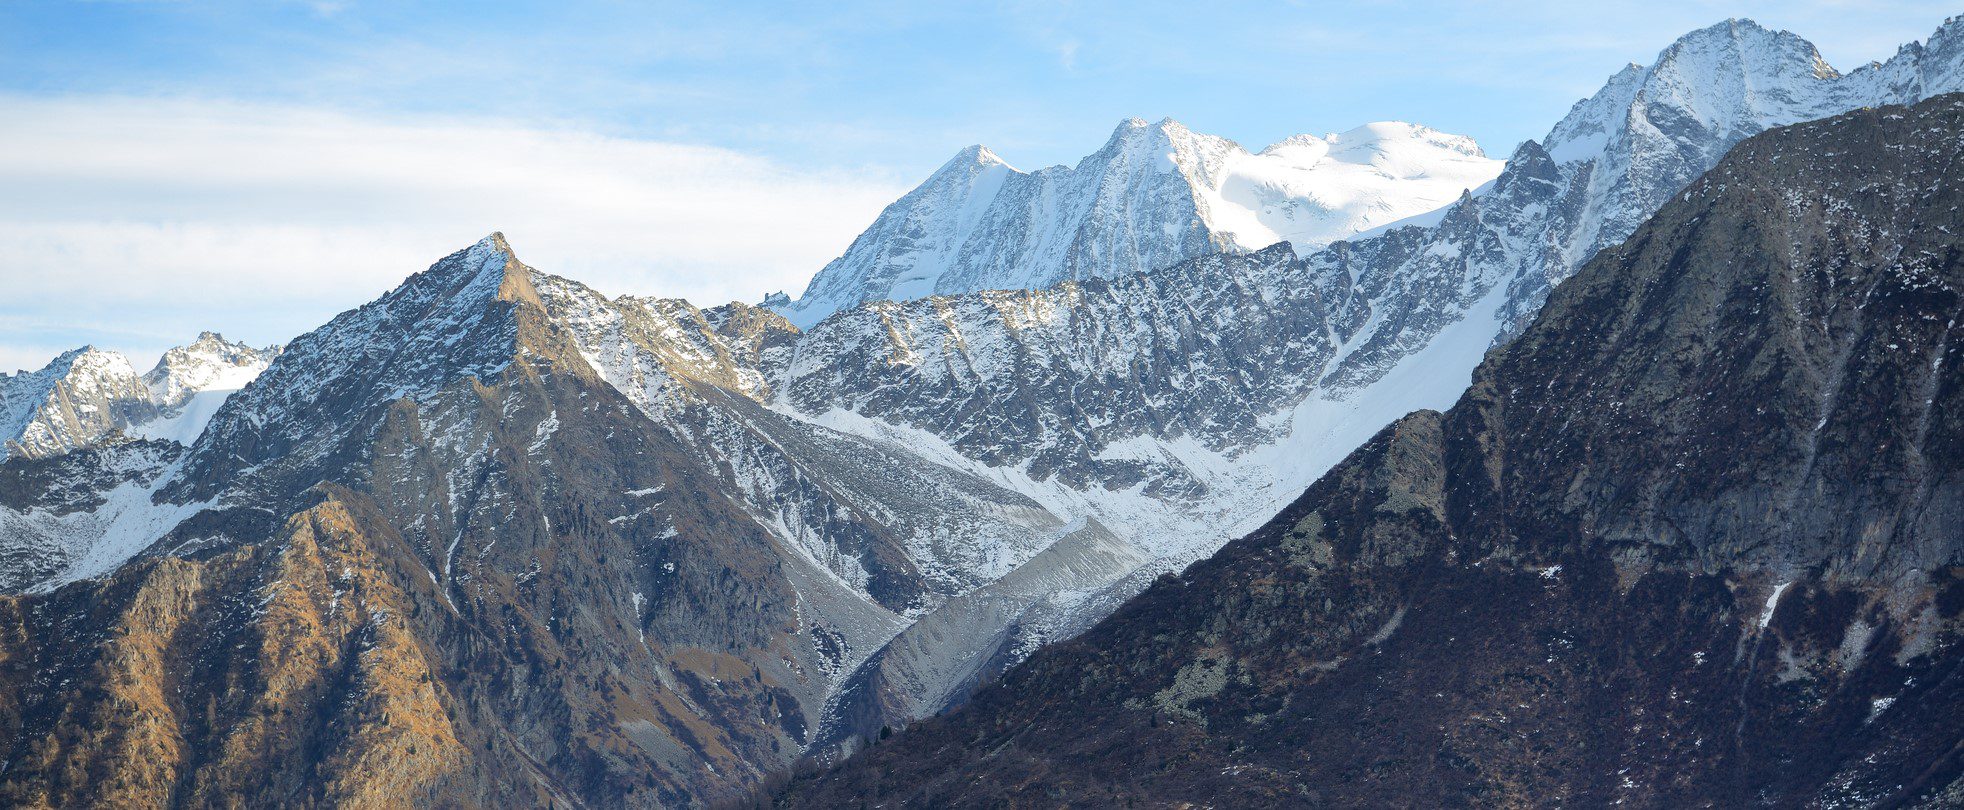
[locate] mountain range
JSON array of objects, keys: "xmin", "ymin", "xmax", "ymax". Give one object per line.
[
  {"xmin": 786, "ymin": 90, "xmax": 1964, "ymax": 808},
  {"xmin": 0, "ymin": 333, "xmax": 279, "ymax": 462},
  {"xmin": 0, "ymin": 14, "xmax": 1961, "ymax": 808},
  {"xmin": 772, "ymin": 118, "xmax": 1504, "ymax": 328}
]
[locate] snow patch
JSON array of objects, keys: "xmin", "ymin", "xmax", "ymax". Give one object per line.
[{"xmin": 1759, "ymin": 581, "xmax": 1793, "ymax": 629}]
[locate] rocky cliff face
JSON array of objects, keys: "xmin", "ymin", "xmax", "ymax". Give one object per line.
[{"xmin": 784, "ymin": 95, "xmax": 1964, "ymax": 808}]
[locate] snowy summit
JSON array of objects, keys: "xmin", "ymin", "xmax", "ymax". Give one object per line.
[{"xmin": 773, "ymin": 117, "xmax": 1502, "ymax": 328}]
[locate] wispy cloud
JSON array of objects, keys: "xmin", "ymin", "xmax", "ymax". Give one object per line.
[
  {"xmin": 3, "ymin": 1, "xmax": 1955, "ymax": 372},
  {"xmin": 1057, "ymin": 39, "xmax": 1081, "ymax": 69},
  {"xmin": 0, "ymin": 94, "xmax": 909, "ymax": 370}
]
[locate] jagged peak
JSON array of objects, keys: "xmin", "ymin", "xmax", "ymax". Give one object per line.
[
  {"xmin": 1507, "ymin": 138, "xmax": 1550, "ymax": 160},
  {"xmin": 0, "ymin": 344, "xmax": 142, "ymax": 451},
  {"xmin": 170, "ymin": 331, "xmax": 268, "ymax": 355},
  {"xmin": 41, "ymin": 345, "xmax": 134, "ymax": 378},
  {"xmin": 703, "ymin": 299, "xmax": 801, "ymax": 337},
  {"xmin": 1490, "ymin": 139, "xmax": 1563, "ymax": 196},
  {"xmin": 1541, "ymin": 19, "xmax": 1845, "ymax": 164},
  {"xmin": 1101, "ymin": 116, "xmax": 1200, "ymax": 149},
  {"xmin": 404, "ymin": 231, "xmax": 543, "ymax": 311},
  {"xmin": 456, "ymin": 231, "xmax": 517, "ymax": 272},
  {"xmin": 1100, "ymin": 116, "xmax": 1155, "ymax": 148},
  {"xmin": 420, "ymin": 231, "xmax": 514, "ymax": 277},
  {"xmin": 1652, "ymin": 17, "xmax": 1836, "ymax": 78},
  {"xmin": 1249, "ymin": 241, "xmax": 1299, "ymax": 262},
  {"xmin": 937, "ymin": 143, "xmax": 1014, "ymax": 174},
  {"xmin": 46, "ymin": 344, "xmax": 98, "ymax": 367},
  {"xmin": 1258, "ymin": 132, "xmax": 1329, "ymax": 155},
  {"xmin": 1087, "ymin": 116, "xmax": 1248, "ymax": 181},
  {"xmin": 1916, "ymin": 13, "xmax": 1964, "ymax": 55},
  {"xmin": 1668, "ymin": 17, "xmax": 1777, "ymax": 48},
  {"xmin": 168, "ymin": 232, "xmax": 547, "ymax": 499},
  {"xmin": 148, "ymin": 331, "xmax": 276, "ymax": 374}
]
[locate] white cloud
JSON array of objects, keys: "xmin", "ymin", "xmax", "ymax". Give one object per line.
[{"xmin": 0, "ymin": 94, "xmax": 910, "ymax": 370}]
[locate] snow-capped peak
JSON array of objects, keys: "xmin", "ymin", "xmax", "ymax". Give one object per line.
[
  {"xmin": 0, "ymin": 346, "xmax": 152, "ymax": 460},
  {"xmin": 1544, "ymin": 18, "xmax": 1842, "ymax": 164},
  {"xmin": 0, "ymin": 331, "xmax": 286, "ymax": 458},
  {"xmin": 444, "ymin": 231, "xmax": 522, "ymax": 290},
  {"xmin": 127, "ymin": 332, "xmax": 282, "ymax": 446},
  {"xmin": 143, "ymin": 332, "xmax": 280, "ymax": 408},
  {"xmin": 1327, "ymin": 122, "xmax": 1486, "ymax": 159},
  {"xmin": 171, "ymin": 232, "xmax": 536, "ymax": 500},
  {"xmin": 775, "ymin": 116, "xmax": 1502, "ymax": 328},
  {"xmin": 49, "ymin": 345, "xmax": 135, "ymax": 380},
  {"xmin": 1176, "ymin": 120, "xmax": 1501, "ymax": 252},
  {"xmin": 965, "ymin": 143, "xmax": 1013, "ymax": 169},
  {"xmin": 935, "ymin": 143, "xmax": 1015, "ymax": 176},
  {"xmin": 1529, "ymin": 15, "xmax": 1964, "ymax": 272}
]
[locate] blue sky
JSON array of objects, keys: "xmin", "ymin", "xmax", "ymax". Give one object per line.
[{"xmin": 1, "ymin": 0, "xmax": 1957, "ymax": 370}]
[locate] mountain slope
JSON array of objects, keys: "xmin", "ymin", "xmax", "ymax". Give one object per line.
[
  {"xmin": 11, "ymin": 15, "xmax": 1958, "ymax": 771},
  {"xmin": 0, "ymin": 237, "xmax": 879, "ymax": 805},
  {"xmin": 784, "ymin": 95, "xmax": 1964, "ymax": 808},
  {"xmin": 776, "ymin": 118, "xmax": 1502, "ymax": 328},
  {"xmin": 784, "ymin": 14, "xmax": 1964, "ymax": 535}
]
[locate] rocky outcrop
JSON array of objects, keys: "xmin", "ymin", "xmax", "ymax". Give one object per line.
[
  {"xmin": 141, "ymin": 332, "xmax": 280, "ymax": 411},
  {"xmin": 784, "ymin": 96, "xmax": 1964, "ymax": 808}
]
